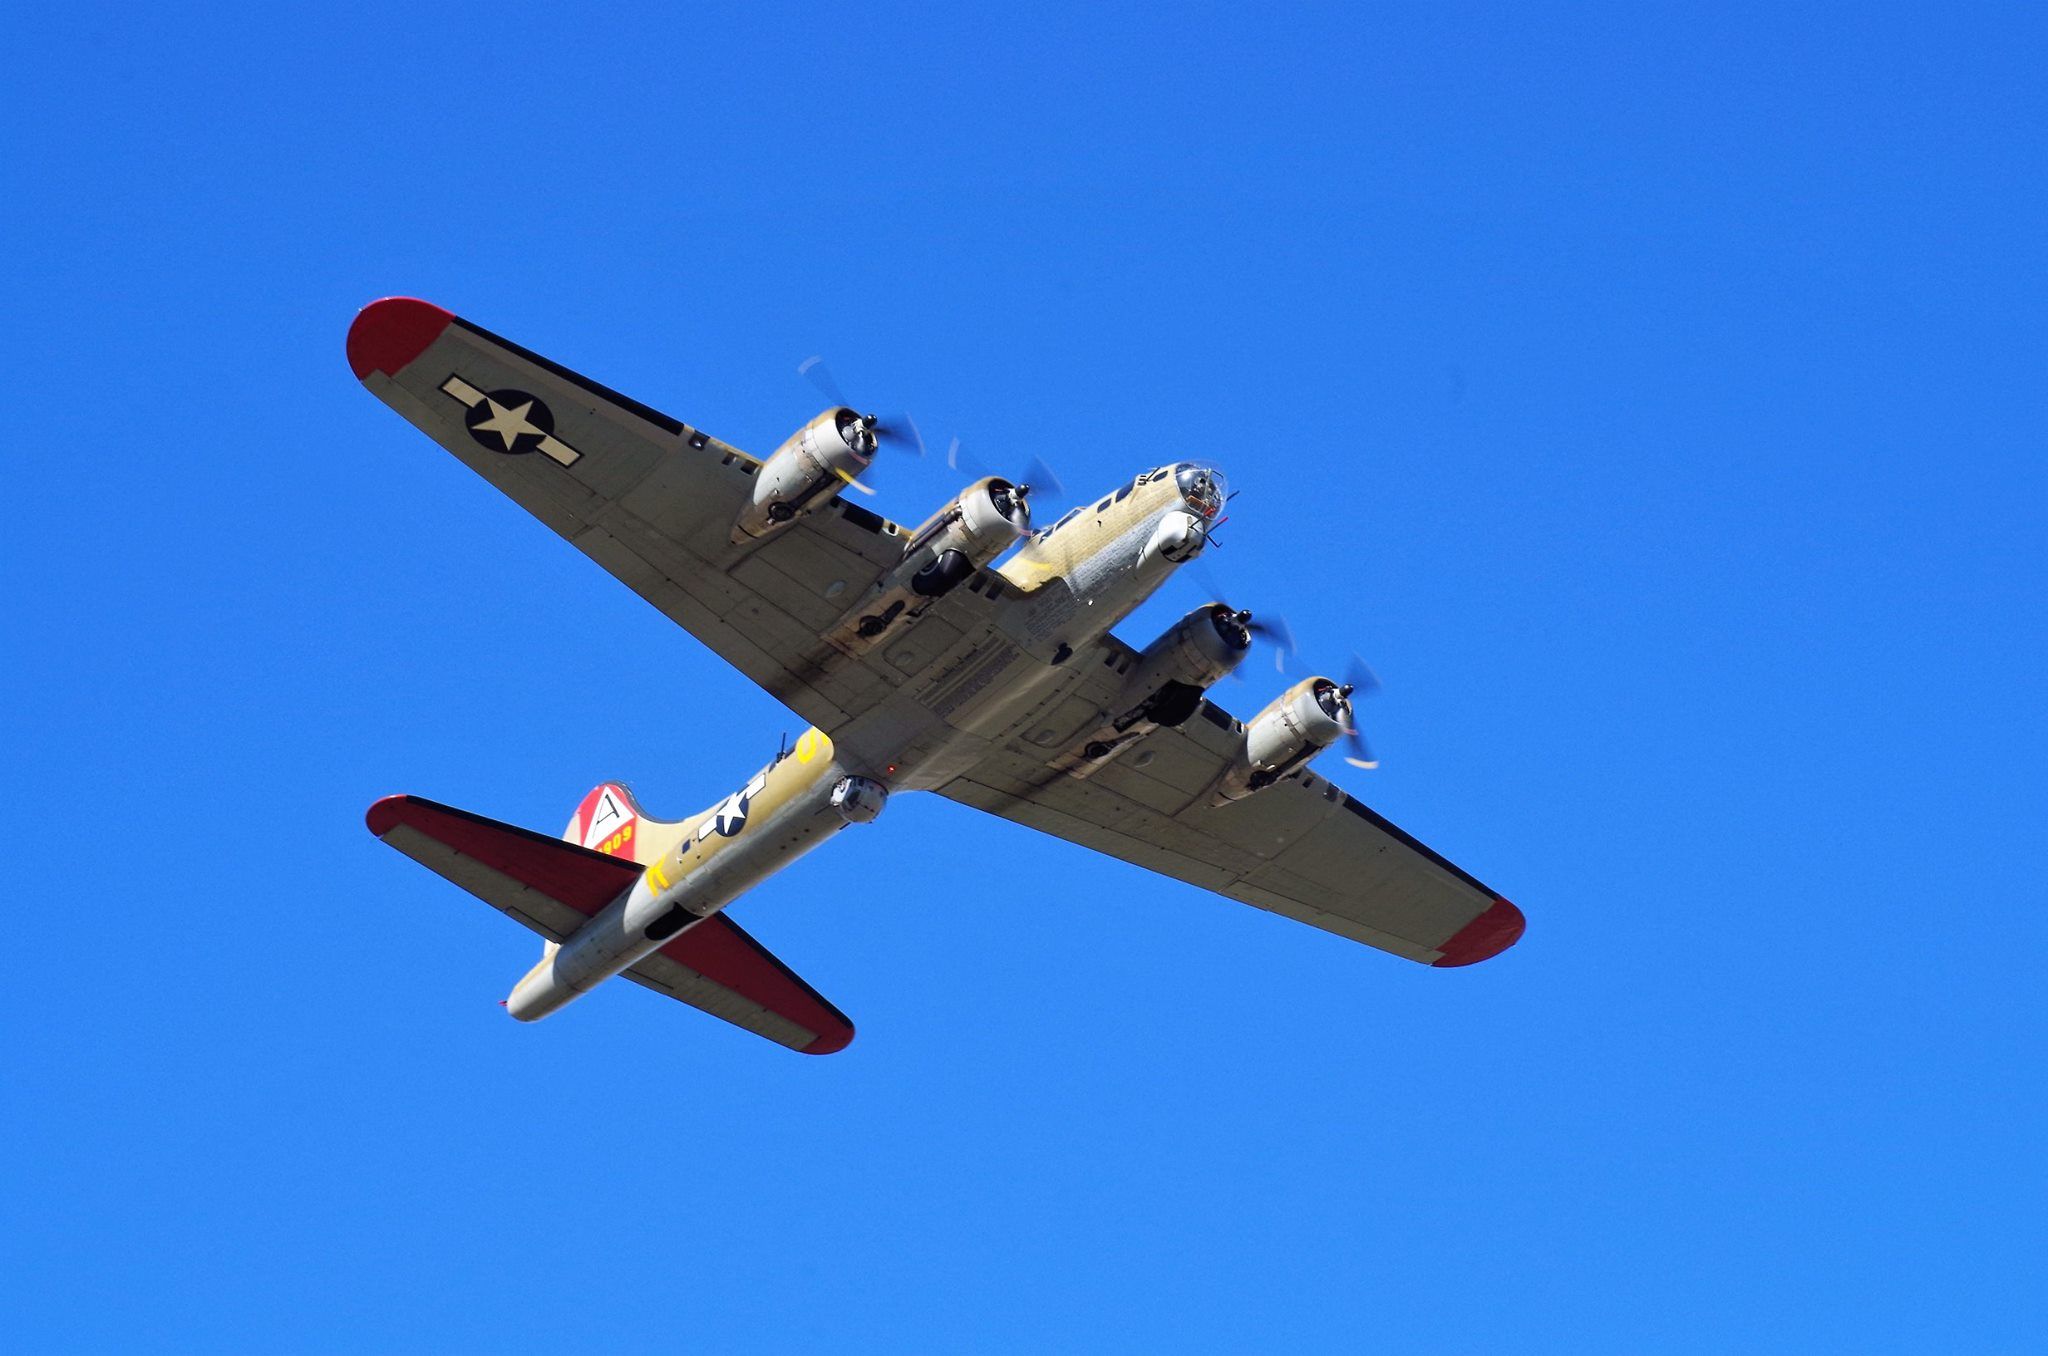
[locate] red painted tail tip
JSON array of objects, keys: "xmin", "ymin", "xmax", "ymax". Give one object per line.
[
  {"xmin": 364, "ymin": 794, "xmax": 414, "ymax": 837},
  {"xmin": 1433, "ymin": 897, "xmax": 1526, "ymax": 968},
  {"xmin": 347, "ymin": 297, "xmax": 454, "ymax": 379}
]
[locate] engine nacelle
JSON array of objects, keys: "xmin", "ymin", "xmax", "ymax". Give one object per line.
[
  {"xmin": 1212, "ymin": 676, "xmax": 1351, "ymax": 802},
  {"xmin": 829, "ymin": 478, "xmax": 1031, "ymax": 648},
  {"xmin": 1049, "ymin": 605, "xmax": 1252, "ymax": 777},
  {"xmin": 1110, "ymin": 604, "xmax": 1252, "ymax": 731},
  {"xmin": 902, "ymin": 477, "xmax": 1031, "ymax": 584},
  {"xmin": 732, "ymin": 408, "xmax": 877, "ymax": 542}
]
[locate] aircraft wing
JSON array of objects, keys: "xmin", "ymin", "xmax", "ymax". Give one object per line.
[
  {"xmin": 367, "ymin": 796, "xmax": 854, "ymax": 1054},
  {"xmin": 348, "ymin": 298, "xmax": 908, "ymax": 730},
  {"xmin": 936, "ymin": 690, "xmax": 1523, "ymax": 967}
]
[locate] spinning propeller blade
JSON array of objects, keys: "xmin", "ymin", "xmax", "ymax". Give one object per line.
[
  {"xmin": 876, "ymin": 411, "xmax": 925, "ymax": 458},
  {"xmin": 796, "ymin": 354, "xmax": 849, "ymax": 408},
  {"xmin": 797, "ymin": 357, "xmax": 924, "ymax": 494},
  {"xmin": 1188, "ymin": 560, "xmax": 1295, "ymax": 675},
  {"xmin": 1338, "ymin": 654, "xmax": 1382, "ymax": 769},
  {"xmin": 1020, "ymin": 453, "xmax": 1066, "ymax": 507},
  {"xmin": 1253, "ymin": 614, "xmax": 1298, "ymax": 673},
  {"xmin": 945, "ymin": 438, "xmax": 1067, "ymax": 512}
]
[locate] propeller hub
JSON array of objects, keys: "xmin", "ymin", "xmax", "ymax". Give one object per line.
[{"xmin": 1208, "ymin": 604, "xmax": 1253, "ymax": 651}]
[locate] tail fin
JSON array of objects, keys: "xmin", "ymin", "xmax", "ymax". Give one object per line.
[
  {"xmin": 555, "ymin": 784, "xmax": 664, "ymax": 966},
  {"xmin": 564, "ymin": 781, "xmax": 682, "ymax": 865}
]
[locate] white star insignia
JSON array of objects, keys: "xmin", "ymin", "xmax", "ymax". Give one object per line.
[
  {"xmin": 438, "ymin": 375, "xmax": 583, "ymax": 466},
  {"xmin": 473, "ymin": 397, "xmax": 543, "ymax": 451}
]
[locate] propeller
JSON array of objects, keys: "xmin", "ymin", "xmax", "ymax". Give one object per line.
[
  {"xmin": 1188, "ymin": 561, "xmax": 1295, "ymax": 674},
  {"xmin": 795, "ymin": 354, "xmax": 850, "ymax": 407},
  {"xmin": 797, "ymin": 356, "xmax": 926, "ymax": 494},
  {"xmin": 797, "ymin": 359, "xmax": 1074, "ymax": 521},
  {"xmin": 1336, "ymin": 653, "xmax": 1382, "ymax": 769},
  {"xmin": 947, "ymin": 437, "xmax": 1068, "ymax": 515},
  {"xmin": 1019, "ymin": 452, "xmax": 1066, "ymax": 507},
  {"xmin": 1251, "ymin": 613, "xmax": 1298, "ymax": 672}
]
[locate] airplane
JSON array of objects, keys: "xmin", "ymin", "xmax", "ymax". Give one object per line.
[{"xmin": 350, "ymin": 297, "xmax": 1524, "ymax": 1054}]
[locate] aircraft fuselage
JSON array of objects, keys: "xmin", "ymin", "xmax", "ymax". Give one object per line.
[{"xmin": 507, "ymin": 462, "xmax": 1224, "ymax": 1019}]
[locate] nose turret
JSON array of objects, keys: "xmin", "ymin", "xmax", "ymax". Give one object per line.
[{"xmin": 1174, "ymin": 463, "xmax": 1227, "ymax": 518}]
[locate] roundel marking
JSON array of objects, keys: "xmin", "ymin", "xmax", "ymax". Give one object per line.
[
  {"xmin": 465, "ymin": 389, "xmax": 556, "ymax": 455},
  {"xmin": 706, "ymin": 771, "xmax": 771, "ymax": 839},
  {"xmin": 712, "ymin": 790, "xmax": 752, "ymax": 836}
]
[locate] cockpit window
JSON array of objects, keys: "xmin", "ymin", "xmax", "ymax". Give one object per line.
[{"xmin": 1175, "ymin": 464, "xmax": 1227, "ymax": 519}]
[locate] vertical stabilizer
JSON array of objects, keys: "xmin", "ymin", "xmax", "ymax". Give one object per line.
[{"xmin": 564, "ymin": 782, "xmax": 689, "ymax": 867}]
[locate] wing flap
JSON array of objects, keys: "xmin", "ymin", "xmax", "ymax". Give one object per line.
[{"xmin": 366, "ymin": 795, "xmax": 856, "ymax": 1051}]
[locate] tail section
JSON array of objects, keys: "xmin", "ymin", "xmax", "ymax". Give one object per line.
[
  {"xmin": 565, "ymin": 781, "xmax": 688, "ymax": 866},
  {"xmin": 366, "ymin": 792, "xmax": 855, "ymax": 1053}
]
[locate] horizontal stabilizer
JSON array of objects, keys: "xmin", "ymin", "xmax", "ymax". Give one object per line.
[
  {"xmin": 624, "ymin": 922, "xmax": 855, "ymax": 1056},
  {"xmin": 368, "ymin": 795, "xmax": 635, "ymax": 940},
  {"xmin": 366, "ymin": 795, "xmax": 855, "ymax": 1054}
]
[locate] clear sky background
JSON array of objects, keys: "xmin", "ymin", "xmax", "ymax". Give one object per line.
[{"xmin": 4, "ymin": 3, "xmax": 2042, "ymax": 1351}]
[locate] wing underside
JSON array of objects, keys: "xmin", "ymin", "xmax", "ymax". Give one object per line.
[
  {"xmin": 351, "ymin": 296, "xmax": 1518, "ymax": 986},
  {"xmin": 348, "ymin": 297, "xmax": 912, "ymax": 732},
  {"xmin": 940, "ymin": 690, "xmax": 1523, "ymax": 967}
]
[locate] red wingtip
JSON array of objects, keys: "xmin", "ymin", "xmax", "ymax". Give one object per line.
[
  {"xmin": 1432, "ymin": 897, "xmax": 1526, "ymax": 967},
  {"xmin": 347, "ymin": 297, "xmax": 454, "ymax": 379},
  {"xmin": 798, "ymin": 1025, "xmax": 856, "ymax": 1056},
  {"xmin": 364, "ymin": 794, "xmax": 412, "ymax": 837}
]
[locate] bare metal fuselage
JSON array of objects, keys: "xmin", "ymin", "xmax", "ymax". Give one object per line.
[{"xmin": 508, "ymin": 468, "xmax": 1211, "ymax": 1019}]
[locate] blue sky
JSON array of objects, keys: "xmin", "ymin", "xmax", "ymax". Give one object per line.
[{"xmin": 4, "ymin": 2, "xmax": 2042, "ymax": 1350}]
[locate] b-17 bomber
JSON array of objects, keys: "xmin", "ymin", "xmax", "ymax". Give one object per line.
[{"xmin": 351, "ymin": 298, "xmax": 1524, "ymax": 1054}]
